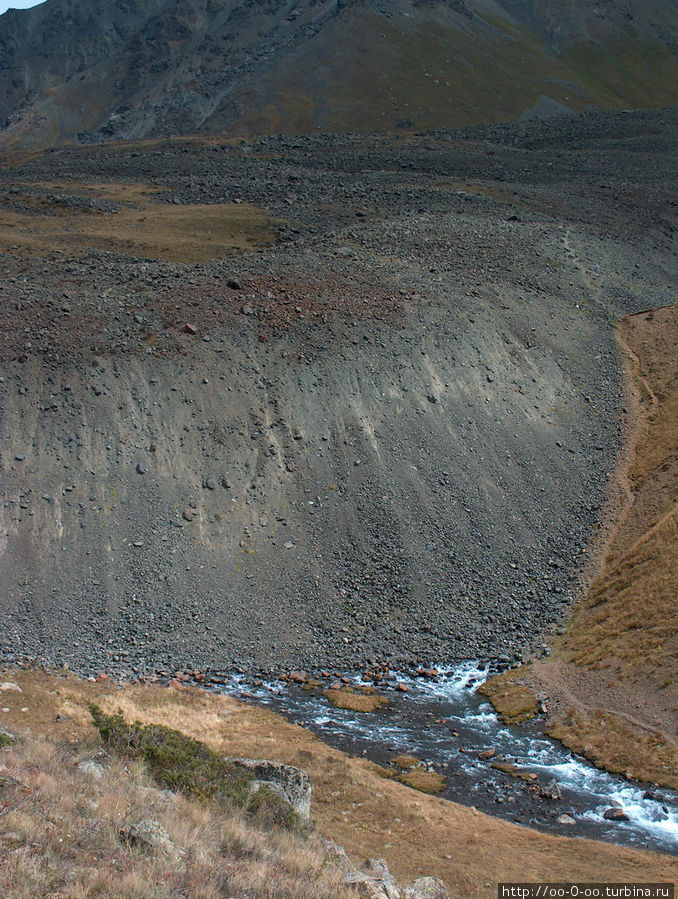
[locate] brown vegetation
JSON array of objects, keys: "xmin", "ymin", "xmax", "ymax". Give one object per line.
[
  {"xmin": 482, "ymin": 305, "xmax": 678, "ymax": 787},
  {"xmin": 0, "ymin": 182, "xmax": 278, "ymax": 262},
  {"xmin": 322, "ymin": 686, "xmax": 389, "ymax": 713},
  {"xmin": 0, "ymin": 732, "xmax": 350, "ymax": 899},
  {"xmin": 0, "ymin": 668, "xmax": 676, "ymax": 898},
  {"xmin": 476, "ymin": 673, "xmax": 538, "ymax": 724},
  {"xmin": 394, "ymin": 769, "xmax": 447, "ymax": 795}
]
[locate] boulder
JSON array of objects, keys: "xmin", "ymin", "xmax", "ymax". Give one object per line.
[
  {"xmin": 344, "ymin": 859, "xmax": 401, "ymax": 899},
  {"xmin": 119, "ymin": 819, "xmax": 184, "ymax": 860},
  {"xmin": 78, "ymin": 760, "xmax": 104, "ymax": 779},
  {"xmin": 403, "ymin": 877, "xmax": 451, "ymax": 899},
  {"xmin": 233, "ymin": 758, "xmax": 312, "ymax": 823},
  {"xmin": 603, "ymin": 807, "xmax": 630, "ymax": 822}
]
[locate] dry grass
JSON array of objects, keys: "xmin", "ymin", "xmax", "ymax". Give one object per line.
[
  {"xmin": 482, "ymin": 305, "xmax": 678, "ymax": 788},
  {"xmin": 393, "ymin": 769, "xmax": 446, "ymax": 796},
  {"xmin": 476, "ymin": 673, "xmax": 538, "ymax": 724},
  {"xmin": 0, "ymin": 181, "xmax": 278, "ymax": 262},
  {"xmin": 0, "ymin": 733, "xmax": 352, "ymax": 899},
  {"xmin": 548, "ymin": 711, "xmax": 678, "ymax": 787},
  {"xmin": 385, "ymin": 755, "xmax": 446, "ymax": 795},
  {"xmin": 0, "ymin": 669, "xmax": 676, "ymax": 898},
  {"xmin": 322, "ymin": 686, "xmax": 389, "ymax": 713}
]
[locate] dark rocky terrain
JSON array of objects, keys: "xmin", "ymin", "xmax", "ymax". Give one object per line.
[
  {"xmin": 1, "ymin": 107, "xmax": 676, "ymax": 680},
  {"xmin": 1, "ymin": 0, "xmax": 678, "ymax": 151}
]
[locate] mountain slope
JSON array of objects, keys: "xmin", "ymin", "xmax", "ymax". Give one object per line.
[
  {"xmin": 1, "ymin": 108, "xmax": 677, "ymax": 678},
  {"xmin": 1, "ymin": 0, "xmax": 677, "ymax": 151}
]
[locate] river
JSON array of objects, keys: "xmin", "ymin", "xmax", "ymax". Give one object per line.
[{"xmin": 212, "ymin": 662, "xmax": 678, "ymax": 855}]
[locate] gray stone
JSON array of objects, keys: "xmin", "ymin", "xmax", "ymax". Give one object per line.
[
  {"xmin": 343, "ymin": 872, "xmax": 401, "ymax": 899},
  {"xmin": 344, "ymin": 859, "xmax": 402, "ymax": 899},
  {"xmin": 119, "ymin": 819, "xmax": 184, "ymax": 860},
  {"xmin": 78, "ymin": 760, "xmax": 104, "ymax": 779},
  {"xmin": 232, "ymin": 758, "xmax": 312, "ymax": 823},
  {"xmin": 320, "ymin": 837, "xmax": 351, "ymax": 871},
  {"xmin": 0, "ymin": 682, "xmax": 22, "ymax": 693},
  {"xmin": 403, "ymin": 877, "xmax": 451, "ymax": 899}
]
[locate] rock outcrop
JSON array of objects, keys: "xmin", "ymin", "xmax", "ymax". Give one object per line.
[
  {"xmin": 235, "ymin": 758, "xmax": 312, "ymax": 823},
  {"xmin": 344, "ymin": 858, "xmax": 452, "ymax": 899}
]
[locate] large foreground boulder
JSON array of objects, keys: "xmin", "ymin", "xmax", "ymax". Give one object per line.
[
  {"xmin": 343, "ymin": 859, "xmax": 451, "ymax": 899},
  {"xmin": 233, "ymin": 758, "xmax": 312, "ymax": 823}
]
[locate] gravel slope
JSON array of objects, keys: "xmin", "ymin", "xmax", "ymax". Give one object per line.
[{"xmin": 1, "ymin": 108, "xmax": 676, "ymax": 679}]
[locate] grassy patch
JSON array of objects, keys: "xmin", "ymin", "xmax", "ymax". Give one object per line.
[
  {"xmin": 392, "ymin": 754, "xmax": 420, "ymax": 770},
  {"xmin": 382, "ymin": 753, "xmax": 447, "ymax": 795},
  {"xmin": 477, "ymin": 672, "xmax": 538, "ymax": 724},
  {"xmin": 0, "ymin": 181, "xmax": 278, "ymax": 262},
  {"xmin": 90, "ymin": 704, "xmax": 255, "ymax": 805},
  {"xmin": 322, "ymin": 686, "xmax": 389, "ymax": 713},
  {"xmin": 0, "ymin": 731, "xmax": 350, "ymax": 899},
  {"xmin": 547, "ymin": 711, "xmax": 678, "ymax": 790},
  {"xmin": 396, "ymin": 768, "xmax": 446, "ymax": 795},
  {"xmin": 501, "ymin": 305, "xmax": 678, "ymax": 788},
  {"xmin": 90, "ymin": 704, "xmax": 305, "ymax": 830}
]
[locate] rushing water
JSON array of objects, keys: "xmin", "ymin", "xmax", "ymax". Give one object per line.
[{"xmin": 214, "ymin": 662, "xmax": 678, "ymax": 855}]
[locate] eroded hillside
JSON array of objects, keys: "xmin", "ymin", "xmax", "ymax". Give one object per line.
[{"xmin": 1, "ymin": 109, "xmax": 676, "ymax": 680}]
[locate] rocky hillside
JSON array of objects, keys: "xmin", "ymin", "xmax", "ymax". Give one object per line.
[
  {"xmin": 1, "ymin": 108, "xmax": 676, "ymax": 679},
  {"xmin": 1, "ymin": 0, "xmax": 678, "ymax": 151}
]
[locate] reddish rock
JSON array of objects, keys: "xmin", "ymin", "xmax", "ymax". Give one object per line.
[
  {"xmin": 185, "ymin": 323, "xmax": 197, "ymax": 334},
  {"xmin": 603, "ymin": 807, "xmax": 629, "ymax": 822}
]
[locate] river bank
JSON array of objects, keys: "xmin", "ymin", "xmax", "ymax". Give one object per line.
[
  {"xmin": 481, "ymin": 305, "xmax": 678, "ymax": 790},
  {"xmin": 1, "ymin": 666, "xmax": 677, "ymax": 898}
]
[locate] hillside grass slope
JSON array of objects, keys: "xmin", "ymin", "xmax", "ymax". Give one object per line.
[
  {"xmin": 1, "ymin": 0, "xmax": 678, "ymax": 150},
  {"xmin": 482, "ymin": 304, "xmax": 678, "ymax": 788}
]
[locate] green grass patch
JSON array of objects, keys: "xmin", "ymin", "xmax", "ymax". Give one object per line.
[{"xmin": 90, "ymin": 704, "xmax": 254, "ymax": 804}]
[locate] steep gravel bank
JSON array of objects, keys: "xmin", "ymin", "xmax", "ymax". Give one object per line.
[{"xmin": 1, "ymin": 109, "xmax": 676, "ymax": 679}]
